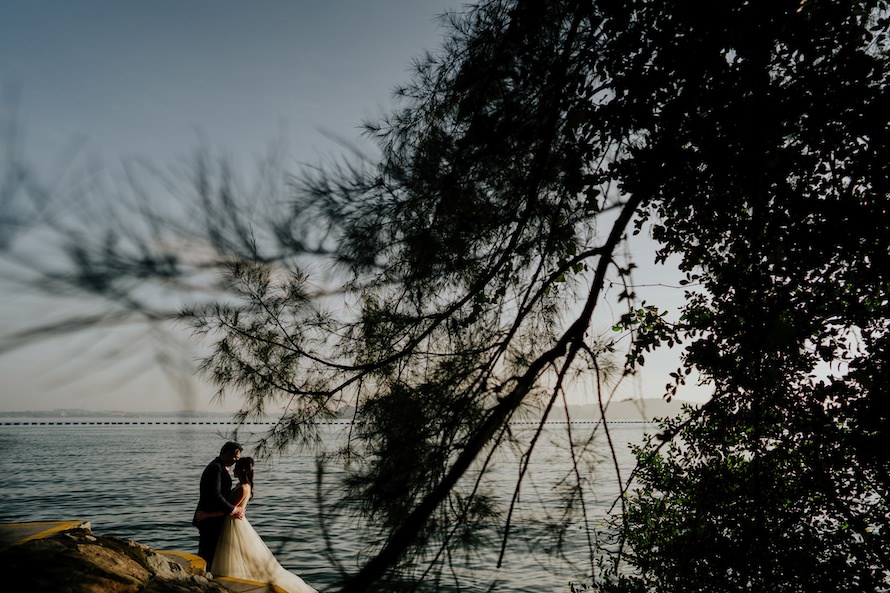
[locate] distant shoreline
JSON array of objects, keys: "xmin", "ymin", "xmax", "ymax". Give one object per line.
[
  {"xmin": 0, "ymin": 418, "xmax": 656, "ymax": 426},
  {"xmin": 0, "ymin": 399, "xmax": 698, "ymax": 424},
  {"xmin": 0, "ymin": 409, "xmax": 235, "ymax": 418}
]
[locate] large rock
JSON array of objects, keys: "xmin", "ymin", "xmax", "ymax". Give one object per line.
[{"xmin": 1, "ymin": 526, "xmax": 229, "ymax": 593}]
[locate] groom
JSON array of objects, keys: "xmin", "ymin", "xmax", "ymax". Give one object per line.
[{"xmin": 193, "ymin": 441, "xmax": 246, "ymax": 569}]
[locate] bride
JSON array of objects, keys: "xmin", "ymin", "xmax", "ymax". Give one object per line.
[{"xmin": 197, "ymin": 457, "xmax": 318, "ymax": 593}]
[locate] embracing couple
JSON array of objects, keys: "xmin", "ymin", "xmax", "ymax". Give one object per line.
[{"xmin": 193, "ymin": 441, "xmax": 318, "ymax": 593}]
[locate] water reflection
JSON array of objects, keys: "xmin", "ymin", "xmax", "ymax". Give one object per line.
[{"xmin": 2, "ymin": 420, "xmax": 651, "ymax": 592}]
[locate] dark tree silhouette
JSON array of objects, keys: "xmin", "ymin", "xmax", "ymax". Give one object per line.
[{"xmin": 2, "ymin": 1, "xmax": 888, "ymax": 592}]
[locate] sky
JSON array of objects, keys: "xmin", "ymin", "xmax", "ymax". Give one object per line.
[
  {"xmin": 0, "ymin": 1, "xmax": 707, "ymax": 414},
  {"xmin": 2, "ymin": 1, "xmax": 457, "ymax": 165}
]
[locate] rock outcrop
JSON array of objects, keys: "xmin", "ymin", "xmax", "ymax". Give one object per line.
[{"xmin": 1, "ymin": 526, "xmax": 229, "ymax": 593}]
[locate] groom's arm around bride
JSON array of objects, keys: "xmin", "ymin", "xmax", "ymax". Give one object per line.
[{"xmin": 193, "ymin": 441, "xmax": 245, "ymax": 568}]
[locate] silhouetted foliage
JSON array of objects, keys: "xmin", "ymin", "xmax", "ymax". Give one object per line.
[{"xmin": 2, "ymin": 1, "xmax": 889, "ymax": 592}]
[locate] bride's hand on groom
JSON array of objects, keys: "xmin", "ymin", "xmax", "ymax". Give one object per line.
[{"xmin": 231, "ymin": 505, "xmax": 245, "ymax": 519}]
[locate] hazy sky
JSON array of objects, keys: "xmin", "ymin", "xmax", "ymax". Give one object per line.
[
  {"xmin": 0, "ymin": 1, "xmax": 705, "ymax": 414},
  {"xmin": 0, "ymin": 1, "xmax": 461, "ymax": 413},
  {"xmin": 2, "ymin": 1, "xmax": 459, "ymax": 163}
]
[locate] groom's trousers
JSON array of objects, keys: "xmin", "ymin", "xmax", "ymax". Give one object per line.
[{"xmin": 197, "ymin": 516, "xmax": 226, "ymax": 570}]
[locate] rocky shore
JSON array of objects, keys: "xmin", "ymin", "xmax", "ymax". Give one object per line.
[{"xmin": 1, "ymin": 524, "xmax": 228, "ymax": 592}]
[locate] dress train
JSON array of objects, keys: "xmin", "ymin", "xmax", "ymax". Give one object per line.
[{"xmin": 212, "ymin": 516, "xmax": 317, "ymax": 593}]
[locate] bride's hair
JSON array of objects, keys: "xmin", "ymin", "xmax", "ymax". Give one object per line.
[{"xmin": 235, "ymin": 457, "xmax": 255, "ymax": 498}]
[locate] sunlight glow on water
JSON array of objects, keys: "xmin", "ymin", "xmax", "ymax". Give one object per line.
[{"xmin": 1, "ymin": 419, "xmax": 651, "ymax": 592}]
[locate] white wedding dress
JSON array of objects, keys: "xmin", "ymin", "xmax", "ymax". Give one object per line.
[{"xmin": 212, "ymin": 507, "xmax": 317, "ymax": 593}]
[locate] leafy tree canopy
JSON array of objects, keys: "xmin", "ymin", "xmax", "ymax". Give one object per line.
[{"xmin": 2, "ymin": 1, "xmax": 888, "ymax": 592}]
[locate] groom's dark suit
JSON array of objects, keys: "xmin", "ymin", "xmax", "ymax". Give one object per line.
[{"xmin": 194, "ymin": 456, "xmax": 236, "ymax": 568}]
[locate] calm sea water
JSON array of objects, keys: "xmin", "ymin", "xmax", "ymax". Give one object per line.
[{"xmin": 1, "ymin": 417, "xmax": 651, "ymax": 592}]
